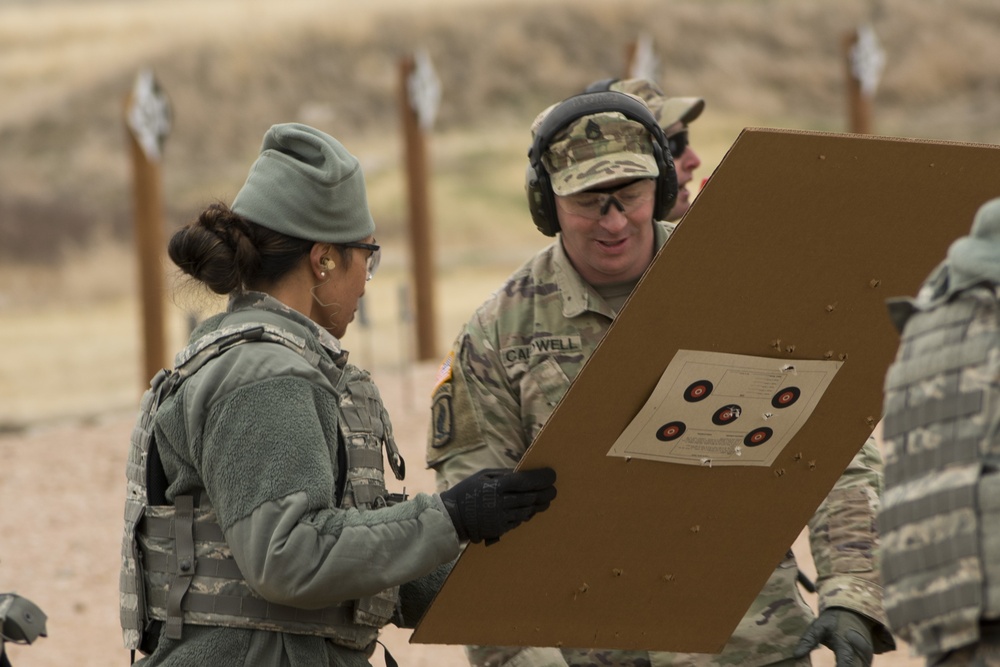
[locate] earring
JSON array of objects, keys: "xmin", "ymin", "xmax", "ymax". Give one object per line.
[{"xmin": 320, "ymin": 271, "xmax": 327, "ymax": 278}]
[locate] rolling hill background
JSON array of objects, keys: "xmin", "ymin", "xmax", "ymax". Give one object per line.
[{"xmin": 1, "ymin": 0, "xmax": 998, "ymax": 277}]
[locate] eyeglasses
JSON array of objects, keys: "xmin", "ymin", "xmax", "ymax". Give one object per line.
[
  {"xmin": 556, "ymin": 178, "xmax": 656, "ymax": 221},
  {"xmin": 340, "ymin": 240, "xmax": 381, "ymax": 281},
  {"xmin": 667, "ymin": 129, "xmax": 689, "ymax": 159}
]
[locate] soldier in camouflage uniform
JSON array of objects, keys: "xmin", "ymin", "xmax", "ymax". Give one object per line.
[
  {"xmin": 119, "ymin": 123, "xmax": 557, "ymax": 667},
  {"xmin": 426, "ymin": 88, "xmax": 895, "ymax": 667},
  {"xmin": 880, "ymin": 196, "xmax": 1000, "ymax": 666}
]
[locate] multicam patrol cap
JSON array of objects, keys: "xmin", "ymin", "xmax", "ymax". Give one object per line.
[
  {"xmin": 534, "ymin": 96, "xmax": 661, "ymax": 196},
  {"xmin": 607, "ymin": 78, "xmax": 705, "ymax": 131}
]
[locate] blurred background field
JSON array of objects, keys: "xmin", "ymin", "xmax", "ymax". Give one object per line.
[{"xmin": 2, "ymin": 0, "xmax": 1000, "ymax": 430}]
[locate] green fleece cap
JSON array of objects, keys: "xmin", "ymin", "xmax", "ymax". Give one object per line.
[{"xmin": 232, "ymin": 123, "xmax": 375, "ymax": 243}]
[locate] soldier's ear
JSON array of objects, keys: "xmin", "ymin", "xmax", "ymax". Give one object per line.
[{"xmin": 310, "ymin": 243, "xmax": 335, "ymax": 277}]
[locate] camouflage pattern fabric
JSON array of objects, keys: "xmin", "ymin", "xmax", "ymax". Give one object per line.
[
  {"xmin": 542, "ymin": 79, "xmax": 703, "ymax": 142},
  {"xmin": 117, "ymin": 297, "xmax": 344, "ymax": 651},
  {"xmin": 427, "ymin": 222, "xmax": 891, "ymax": 667},
  {"xmin": 931, "ymin": 629, "xmax": 1000, "ymax": 666},
  {"xmin": 138, "ymin": 503, "xmax": 375, "ymax": 648},
  {"xmin": 541, "ymin": 110, "xmax": 660, "ymax": 196},
  {"xmin": 605, "ymin": 78, "xmax": 705, "ymax": 132},
  {"xmin": 880, "ymin": 281, "xmax": 1000, "ymax": 660}
]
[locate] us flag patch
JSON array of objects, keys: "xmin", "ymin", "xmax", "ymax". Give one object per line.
[{"xmin": 433, "ymin": 351, "xmax": 454, "ymax": 392}]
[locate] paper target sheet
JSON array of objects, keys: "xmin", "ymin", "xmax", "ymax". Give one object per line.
[{"xmin": 608, "ymin": 350, "xmax": 842, "ymax": 467}]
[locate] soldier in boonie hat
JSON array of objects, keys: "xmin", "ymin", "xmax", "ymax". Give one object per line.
[{"xmin": 599, "ymin": 78, "xmax": 705, "ymax": 220}]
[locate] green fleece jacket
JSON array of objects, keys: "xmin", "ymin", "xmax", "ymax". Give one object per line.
[{"xmin": 137, "ymin": 292, "xmax": 460, "ymax": 667}]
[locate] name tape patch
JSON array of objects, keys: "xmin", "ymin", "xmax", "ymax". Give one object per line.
[{"xmin": 501, "ymin": 336, "xmax": 581, "ymax": 365}]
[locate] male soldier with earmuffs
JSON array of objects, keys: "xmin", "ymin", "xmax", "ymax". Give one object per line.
[{"xmin": 425, "ymin": 86, "xmax": 896, "ymax": 667}]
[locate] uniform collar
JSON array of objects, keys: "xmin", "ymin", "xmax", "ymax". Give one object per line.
[{"xmin": 228, "ymin": 291, "xmax": 345, "ymax": 360}]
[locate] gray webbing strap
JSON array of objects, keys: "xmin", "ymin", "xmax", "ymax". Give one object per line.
[
  {"xmin": 380, "ymin": 403, "xmax": 405, "ymax": 481},
  {"xmin": 146, "ymin": 589, "xmax": 354, "ymax": 626},
  {"xmin": 356, "ymin": 592, "xmax": 397, "ymax": 620},
  {"xmin": 880, "ymin": 482, "xmax": 977, "ymax": 534},
  {"xmin": 884, "ymin": 435, "xmax": 982, "ymax": 488},
  {"xmin": 901, "ymin": 299, "xmax": 980, "ymax": 339},
  {"xmin": 143, "ymin": 551, "xmax": 244, "ymax": 580},
  {"xmin": 346, "ymin": 448, "xmax": 384, "ymax": 471},
  {"xmin": 884, "ymin": 335, "xmax": 994, "ymax": 391},
  {"xmin": 889, "ymin": 581, "xmax": 982, "ymax": 628},
  {"xmin": 340, "ymin": 385, "xmax": 373, "ymax": 432},
  {"xmin": 165, "ymin": 495, "xmax": 195, "ymax": 640},
  {"xmin": 882, "ymin": 531, "xmax": 978, "ymax": 583},
  {"xmin": 350, "ymin": 483, "xmax": 379, "ymax": 506},
  {"xmin": 882, "ymin": 391, "xmax": 984, "ymax": 441},
  {"xmin": 173, "ymin": 324, "xmax": 323, "ymax": 383},
  {"xmin": 142, "ymin": 515, "xmax": 225, "ymax": 543}
]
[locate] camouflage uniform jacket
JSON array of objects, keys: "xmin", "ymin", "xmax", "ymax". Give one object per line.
[
  {"xmin": 427, "ymin": 222, "xmax": 891, "ymax": 667},
  {"xmin": 137, "ymin": 292, "xmax": 460, "ymax": 667}
]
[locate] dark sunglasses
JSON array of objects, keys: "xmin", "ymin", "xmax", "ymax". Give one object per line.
[
  {"xmin": 667, "ymin": 129, "xmax": 689, "ymax": 159},
  {"xmin": 340, "ymin": 240, "xmax": 381, "ymax": 281}
]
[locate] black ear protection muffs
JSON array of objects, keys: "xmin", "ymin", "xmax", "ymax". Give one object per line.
[{"xmin": 525, "ymin": 90, "xmax": 678, "ymax": 237}]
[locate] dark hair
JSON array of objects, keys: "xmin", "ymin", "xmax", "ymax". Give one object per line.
[{"xmin": 168, "ymin": 203, "xmax": 351, "ymax": 295}]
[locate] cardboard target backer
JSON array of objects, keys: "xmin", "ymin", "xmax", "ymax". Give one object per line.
[{"xmin": 412, "ymin": 128, "xmax": 1000, "ymax": 653}]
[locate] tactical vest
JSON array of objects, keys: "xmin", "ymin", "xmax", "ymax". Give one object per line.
[
  {"xmin": 119, "ymin": 321, "xmax": 406, "ymax": 654},
  {"xmin": 880, "ymin": 284, "xmax": 1000, "ymax": 657}
]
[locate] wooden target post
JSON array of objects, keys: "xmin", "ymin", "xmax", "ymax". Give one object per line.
[
  {"xmin": 124, "ymin": 68, "xmax": 172, "ymax": 384},
  {"xmin": 398, "ymin": 51, "xmax": 440, "ymax": 361},
  {"xmin": 843, "ymin": 24, "xmax": 885, "ymax": 134},
  {"xmin": 624, "ymin": 33, "xmax": 658, "ymax": 82}
]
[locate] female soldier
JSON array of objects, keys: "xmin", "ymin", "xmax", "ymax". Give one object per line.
[{"xmin": 119, "ymin": 123, "xmax": 556, "ymax": 667}]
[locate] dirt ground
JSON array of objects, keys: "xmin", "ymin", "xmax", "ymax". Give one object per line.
[{"xmin": 0, "ymin": 356, "xmax": 922, "ymax": 667}]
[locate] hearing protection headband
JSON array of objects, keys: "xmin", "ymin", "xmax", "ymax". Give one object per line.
[{"xmin": 525, "ymin": 90, "xmax": 678, "ymax": 237}]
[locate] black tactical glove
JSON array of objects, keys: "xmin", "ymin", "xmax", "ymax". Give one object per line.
[
  {"xmin": 793, "ymin": 607, "xmax": 875, "ymax": 667},
  {"xmin": 440, "ymin": 467, "xmax": 557, "ymax": 545}
]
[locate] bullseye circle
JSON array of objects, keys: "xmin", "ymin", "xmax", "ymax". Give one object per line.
[
  {"xmin": 684, "ymin": 380, "xmax": 714, "ymax": 403},
  {"xmin": 771, "ymin": 386, "xmax": 801, "ymax": 409},
  {"xmin": 744, "ymin": 427, "xmax": 774, "ymax": 447},
  {"xmin": 712, "ymin": 404, "xmax": 741, "ymax": 426},
  {"xmin": 656, "ymin": 421, "xmax": 687, "ymax": 442}
]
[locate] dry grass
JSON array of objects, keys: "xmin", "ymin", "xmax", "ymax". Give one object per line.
[
  {"xmin": 2, "ymin": 0, "xmax": 999, "ymax": 268},
  {"xmin": 1, "ymin": 0, "xmax": 999, "ymax": 426}
]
